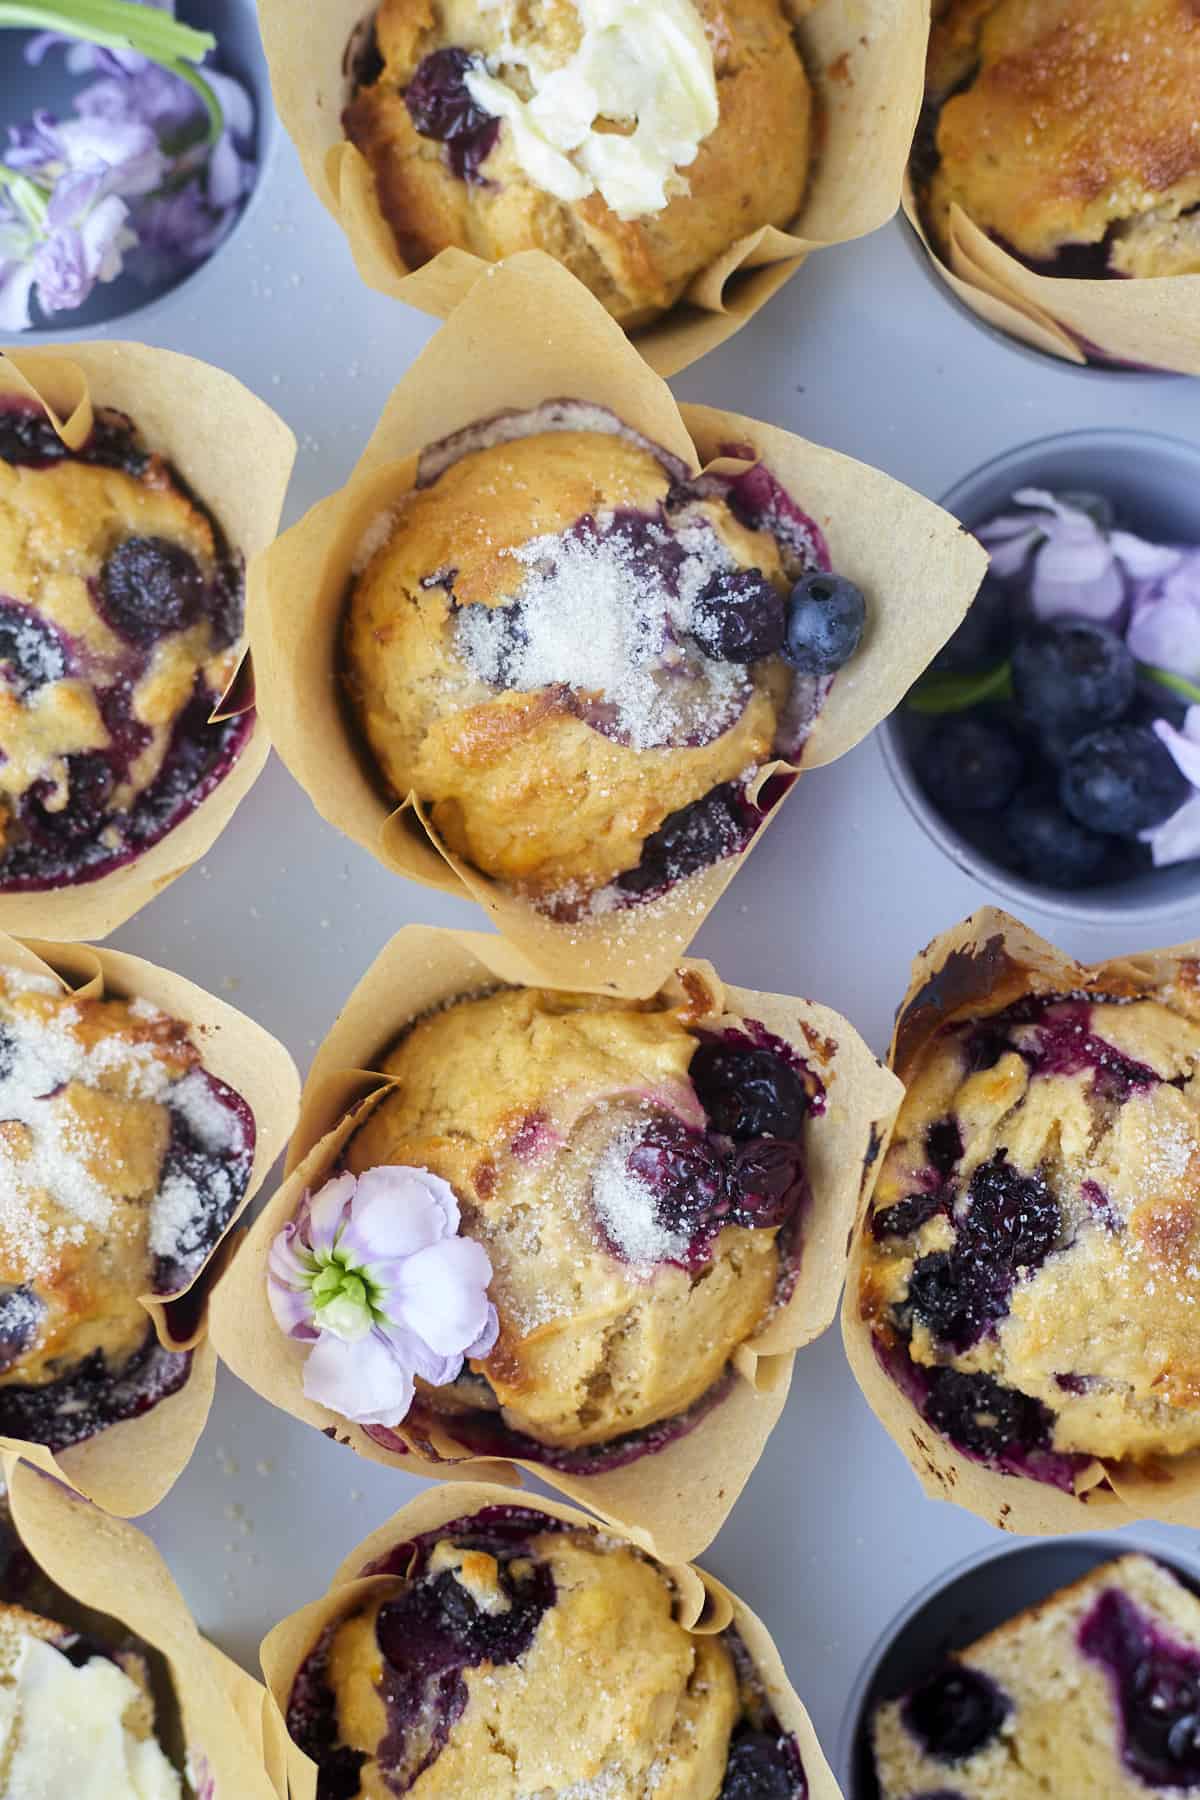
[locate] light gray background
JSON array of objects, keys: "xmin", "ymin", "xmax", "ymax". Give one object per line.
[{"xmin": 29, "ymin": 59, "xmax": 1200, "ymax": 1782}]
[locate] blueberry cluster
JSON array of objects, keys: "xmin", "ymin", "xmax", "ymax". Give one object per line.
[{"xmin": 1080, "ymin": 1589, "xmax": 1200, "ymax": 1788}]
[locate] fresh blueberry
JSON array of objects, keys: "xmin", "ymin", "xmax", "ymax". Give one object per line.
[
  {"xmin": 690, "ymin": 569, "xmax": 785, "ymax": 663},
  {"xmin": 719, "ymin": 1729, "xmax": 799, "ymax": 1799},
  {"xmin": 922, "ymin": 1367, "xmax": 1053, "ymax": 1459},
  {"xmin": 782, "ymin": 573, "xmax": 866, "ymax": 675},
  {"xmin": 1011, "ymin": 620, "xmax": 1135, "ymax": 738},
  {"xmin": 1001, "ymin": 790, "xmax": 1109, "ymax": 888},
  {"xmin": 0, "ymin": 601, "xmax": 68, "ymax": 695},
  {"xmin": 915, "ymin": 716, "xmax": 1024, "ymax": 813},
  {"xmin": 100, "ymin": 536, "xmax": 206, "ymax": 646},
  {"xmin": 931, "ymin": 577, "xmax": 1012, "ymax": 673},
  {"xmin": 405, "ymin": 48, "xmax": 500, "ymax": 181},
  {"xmin": 690, "ymin": 1041, "xmax": 810, "ymax": 1141},
  {"xmin": 626, "ymin": 1118, "xmax": 727, "ymax": 1241},
  {"xmin": 902, "ymin": 1665, "xmax": 1011, "ymax": 1762},
  {"xmin": 22, "ymin": 753, "xmax": 115, "ymax": 842},
  {"xmin": 1060, "ymin": 724, "xmax": 1191, "ymax": 838},
  {"xmin": 617, "ymin": 783, "xmax": 755, "ymax": 895}
]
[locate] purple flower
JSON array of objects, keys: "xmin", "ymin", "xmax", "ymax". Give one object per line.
[
  {"xmin": 268, "ymin": 1168, "xmax": 498, "ymax": 1429},
  {"xmin": 978, "ymin": 489, "xmax": 1181, "ymax": 627},
  {"xmin": 1127, "ymin": 552, "xmax": 1200, "ymax": 682},
  {"xmin": 1142, "ymin": 707, "xmax": 1200, "ymax": 867}
]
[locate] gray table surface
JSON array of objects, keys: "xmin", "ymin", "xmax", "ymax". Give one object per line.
[{"xmin": 33, "ymin": 84, "xmax": 1200, "ymax": 1784}]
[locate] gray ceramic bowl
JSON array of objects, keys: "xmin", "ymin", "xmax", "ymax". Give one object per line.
[
  {"xmin": 882, "ymin": 429, "xmax": 1200, "ymax": 927},
  {"xmin": 838, "ymin": 1532, "xmax": 1200, "ymax": 1798},
  {"xmin": 0, "ymin": 0, "xmax": 274, "ymax": 337}
]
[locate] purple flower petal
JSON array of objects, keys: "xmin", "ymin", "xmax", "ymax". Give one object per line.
[
  {"xmin": 354, "ymin": 1164, "xmax": 460, "ymax": 1241},
  {"xmin": 302, "ymin": 1328, "xmax": 415, "ymax": 1427},
  {"xmin": 385, "ymin": 1236, "xmax": 495, "ymax": 1355},
  {"xmin": 1128, "ymin": 553, "xmax": 1200, "ymax": 680},
  {"xmin": 0, "ymin": 261, "xmax": 36, "ymax": 332},
  {"xmin": 1110, "ymin": 532, "xmax": 1182, "ymax": 580},
  {"xmin": 1153, "ymin": 708, "xmax": 1200, "ymax": 789},
  {"xmin": 1143, "ymin": 792, "xmax": 1200, "ymax": 867},
  {"xmin": 205, "ymin": 133, "xmax": 243, "ymax": 209},
  {"xmin": 204, "ymin": 69, "xmax": 255, "ymax": 145},
  {"xmin": 467, "ymin": 1301, "xmax": 500, "ymax": 1360},
  {"xmin": 375, "ymin": 1322, "xmax": 463, "ymax": 1388},
  {"xmin": 305, "ymin": 1170, "xmax": 356, "ymax": 1254}
]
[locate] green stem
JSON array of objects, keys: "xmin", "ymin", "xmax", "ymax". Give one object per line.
[
  {"xmin": 0, "ymin": 162, "xmax": 49, "ymax": 227},
  {"xmin": 906, "ymin": 660, "xmax": 1014, "ymax": 715},
  {"xmin": 1142, "ymin": 666, "xmax": 1200, "ymax": 709}
]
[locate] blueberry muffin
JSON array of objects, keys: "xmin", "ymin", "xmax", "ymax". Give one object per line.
[
  {"xmin": 921, "ymin": 0, "xmax": 1200, "ymax": 279},
  {"xmin": 342, "ymin": 0, "xmax": 813, "ymax": 329},
  {"xmin": 858, "ymin": 974, "xmax": 1200, "ymax": 1491},
  {"xmin": 342, "ymin": 400, "xmax": 865, "ymax": 915},
  {"xmin": 872, "ymin": 1553, "xmax": 1200, "ymax": 1798},
  {"xmin": 345, "ymin": 983, "xmax": 820, "ymax": 1467},
  {"xmin": 0, "ymin": 960, "xmax": 254, "ymax": 1450},
  {"xmin": 0, "ymin": 398, "xmax": 252, "ymax": 892},
  {"xmin": 287, "ymin": 1504, "xmax": 809, "ymax": 1797}
]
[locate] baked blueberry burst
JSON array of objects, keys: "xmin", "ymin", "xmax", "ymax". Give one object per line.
[
  {"xmin": 0, "ymin": 962, "xmax": 254, "ymax": 1451},
  {"xmin": 859, "ymin": 981, "xmax": 1200, "ymax": 1492},
  {"xmin": 272, "ymin": 987, "xmax": 821, "ymax": 1474},
  {"xmin": 287, "ymin": 1505, "xmax": 808, "ymax": 1798},
  {"xmin": 0, "ymin": 399, "xmax": 252, "ymax": 891},
  {"xmin": 342, "ymin": 401, "xmax": 865, "ymax": 917}
]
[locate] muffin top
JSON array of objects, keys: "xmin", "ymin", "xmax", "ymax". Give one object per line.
[
  {"xmin": 343, "ymin": 404, "xmax": 841, "ymax": 909},
  {"xmin": 860, "ymin": 979, "xmax": 1200, "ymax": 1477},
  {"xmin": 925, "ymin": 0, "xmax": 1200, "ymax": 275},
  {"xmin": 292, "ymin": 1506, "xmax": 806, "ymax": 1798},
  {"xmin": 0, "ymin": 402, "xmax": 250, "ymax": 892},
  {"xmin": 345, "ymin": 984, "xmax": 816, "ymax": 1453},
  {"xmin": 872, "ymin": 1554, "xmax": 1200, "ymax": 1797},
  {"xmin": 0, "ymin": 962, "xmax": 254, "ymax": 1445},
  {"xmin": 343, "ymin": 0, "xmax": 812, "ymax": 328},
  {"xmin": 0, "ymin": 1599, "xmax": 180, "ymax": 1797}
]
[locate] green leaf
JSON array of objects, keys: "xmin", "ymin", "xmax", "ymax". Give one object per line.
[
  {"xmin": 906, "ymin": 661, "xmax": 1014, "ymax": 715},
  {"xmin": 1141, "ymin": 665, "xmax": 1200, "ymax": 709},
  {"xmin": 0, "ymin": 1, "xmax": 214, "ymax": 62}
]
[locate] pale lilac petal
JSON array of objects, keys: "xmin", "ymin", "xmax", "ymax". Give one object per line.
[
  {"xmin": 467, "ymin": 1301, "xmax": 500, "ymax": 1360},
  {"xmin": 206, "ymin": 133, "xmax": 242, "ymax": 209},
  {"xmin": 978, "ymin": 522, "xmax": 1045, "ymax": 578},
  {"xmin": 385, "ymin": 1237, "xmax": 495, "ymax": 1354},
  {"xmin": 1110, "ymin": 532, "xmax": 1183, "ymax": 580},
  {"xmin": 46, "ymin": 167, "xmax": 103, "ymax": 229},
  {"xmin": 267, "ymin": 1279, "xmax": 314, "ymax": 1337},
  {"xmin": 0, "ymin": 262, "xmax": 36, "ymax": 332},
  {"xmin": 1128, "ymin": 557, "xmax": 1200, "ymax": 680},
  {"xmin": 204, "ymin": 70, "xmax": 255, "ymax": 145},
  {"xmin": 1153, "ymin": 709, "xmax": 1200, "ymax": 788},
  {"xmin": 375, "ymin": 1322, "xmax": 463, "ymax": 1387},
  {"xmin": 305, "ymin": 1171, "xmax": 356, "ymax": 1254},
  {"xmin": 1143, "ymin": 792, "xmax": 1200, "ymax": 867},
  {"xmin": 345, "ymin": 1166, "xmax": 455, "ymax": 1262},
  {"xmin": 78, "ymin": 193, "xmax": 131, "ymax": 281},
  {"xmin": 302, "ymin": 1329, "xmax": 415, "ymax": 1427},
  {"xmin": 357, "ymin": 1163, "xmax": 460, "ymax": 1236}
]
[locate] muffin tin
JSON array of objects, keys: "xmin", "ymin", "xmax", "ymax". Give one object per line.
[{"xmin": 13, "ymin": 0, "xmax": 1200, "ymax": 1776}]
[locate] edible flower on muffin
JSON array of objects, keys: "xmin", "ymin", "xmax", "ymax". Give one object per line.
[{"xmin": 267, "ymin": 1166, "xmax": 498, "ymax": 1427}]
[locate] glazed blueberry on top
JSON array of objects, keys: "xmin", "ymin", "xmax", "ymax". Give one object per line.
[
  {"xmin": 0, "ymin": 399, "xmax": 251, "ymax": 892},
  {"xmin": 343, "ymin": 401, "xmax": 864, "ymax": 916},
  {"xmin": 859, "ymin": 980, "xmax": 1200, "ymax": 1488},
  {"xmin": 0, "ymin": 963, "xmax": 254, "ymax": 1450},
  {"xmin": 344, "ymin": 986, "xmax": 820, "ymax": 1470},
  {"xmin": 289, "ymin": 1506, "xmax": 808, "ymax": 1799}
]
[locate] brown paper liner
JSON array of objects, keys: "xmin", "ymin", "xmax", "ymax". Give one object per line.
[
  {"xmin": 902, "ymin": 169, "xmax": 1200, "ymax": 374},
  {"xmin": 259, "ymin": 0, "xmax": 928, "ymax": 378},
  {"xmin": 0, "ymin": 344, "xmax": 296, "ymax": 941},
  {"xmin": 210, "ymin": 923, "xmax": 901, "ymax": 1562},
  {"xmin": 1, "ymin": 1455, "xmax": 278, "ymax": 1799},
  {"xmin": 250, "ymin": 256, "xmax": 985, "ymax": 997},
  {"xmin": 258, "ymin": 1481, "xmax": 842, "ymax": 1800},
  {"xmin": 842, "ymin": 905, "xmax": 1200, "ymax": 1537},
  {"xmin": 0, "ymin": 930, "xmax": 300, "ymax": 1515}
]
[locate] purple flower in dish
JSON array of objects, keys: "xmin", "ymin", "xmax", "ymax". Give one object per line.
[
  {"xmin": 1127, "ymin": 551, "xmax": 1200, "ymax": 682},
  {"xmin": 978, "ymin": 489, "xmax": 1179, "ymax": 626},
  {"xmin": 1142, "ymin": 706, "xmax": 1200, "ymax": 867},
  {"xmin": 268, "ymin": 1167, "xmax": 498, "ymax": 1429}
]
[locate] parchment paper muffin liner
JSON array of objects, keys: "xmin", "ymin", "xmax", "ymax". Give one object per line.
[
  {"xmin": 210, "ymin": 923, "xmax": 901, "ymax": 1563},
  {"xmin": 902, "ymin": 178, "xmax": 1200, "ymax": 374},
  {"xmin": 257, "ymin": 0, "xmax": 928, "ymax": 378},
  {"xmin": 0, "ymin": 929, "xmax": 300, "ymax": 1515},
  {"xmin": 842, "ymin": 904, "xmax": 1200, "ymax": 1536},
  {"xmin": 250, "ymin": 257, "xmax": 985, "ymax": 998},
  {"xmin": 0, "ymin": 1454, "xmax": 278, "ymax": 1800},
  {"xmin": 0, "ymin": 344, "xmax": 296, "ymax": 941},
  {"xmin": 258, "ymin": 1480, "xmax": 844, "ymax": 1800}
]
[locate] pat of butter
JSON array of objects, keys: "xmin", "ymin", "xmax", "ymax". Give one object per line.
[
  {"xmin": 0, "ymin": 1635, "xmax": 181, "ymax": 1799},
  {"xmin": 462, "ymin": 0, "xmax": 719, "ymax": 220}
]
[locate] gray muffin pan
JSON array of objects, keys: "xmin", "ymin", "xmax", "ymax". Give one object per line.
[{"xmin": 12, "ymin": 0, "xmax": 1200, "ymax": 1769}]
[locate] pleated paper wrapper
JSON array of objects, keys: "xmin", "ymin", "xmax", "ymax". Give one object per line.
[
  {"xmin": 0, "ymin": 930, "xmax": 300, "ymax": 1515},
  {"xmin": 843, "ymin": 905, "xmax": 1200, "ymax": 1537},
  {"xmin": 249, "ymin": 255, "xmax": 986, "ymax": 998},
  {"xmin": 210, "ymin": 922, "xmax": 901, "ymax": 1564},
  {"xmin": 257, "ymin": 0, "xmax": 928, "ymax": 377},
  {"xmin": 257, "ymin": 1481, "xmax": 844, "ymax": 1800},
  {"xmin": 0, "ymin": 344, "xmax": 296, "ymax": 941}
]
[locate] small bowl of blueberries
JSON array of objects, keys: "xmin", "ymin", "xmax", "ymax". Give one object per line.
[{"xmin": 882, "ymin": 430, "xmax": 1200, "ymax": 923}]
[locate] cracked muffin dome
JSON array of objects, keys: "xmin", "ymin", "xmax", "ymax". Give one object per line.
[
  {"xmin": 345, "ymin": 983, "xmax": 818, "ymax": 1456},
  {"xmin": 0, "ymin": 401, "xmax": 251, "ymax": 893},
  {"xmin": 872, "ymin": 1553, "xmax": 1200, "ymax": 1798},
  {"xmin": 858, "ymin": 978, "xmax": 1200, "ymax": 1489},
  {"xmin": 923, "ymin": 0, "xmax": 1200, "ymax": 278},
  {"xmin": 289, "ymin": 1505, "xmax": 809, "ymax": 1798},
  {"xmin": 0, "ymin": 961, "xmax": 254, "ymax": 1452},
  {"xmin": 343, "ymin": 402, "xmax": 849, "ymax": 913},
  {"xmin": 343, "ymin": 0, "xmax": 813, "ymax": 329}
]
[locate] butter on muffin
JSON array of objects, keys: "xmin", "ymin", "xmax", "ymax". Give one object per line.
[
  {"xmin": 287, "ymin": 1505, "xmax": 809, "ymax": 1798},
  {"xmin": 342, "ymin": 0, "xmax": 813, "ymax": 329},
  {"xmin": 0, "ymin": 400, "xmax": 252, "ymax": 893},
  {"xmin": 0, "ymin": 962, "xmax": 255, "ymax": 1450},
  {"xmin": 873, "ymin": 1553, "xmax": 1200, "ymax": 1798},
  {"xmin": 858, "ymin": 977, "xmax": 1200, "ymax": 1490},
  {"xmin": 921, "ymin": 0, "xmax": 1200, "ymax": 278},
  {"xmin": 345, "ymin": 983, "xmax": 820, "ymax": 1463},
  {"xmin": 342, "ymin": 400, "xmax": 865, "ymax": 914}
]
